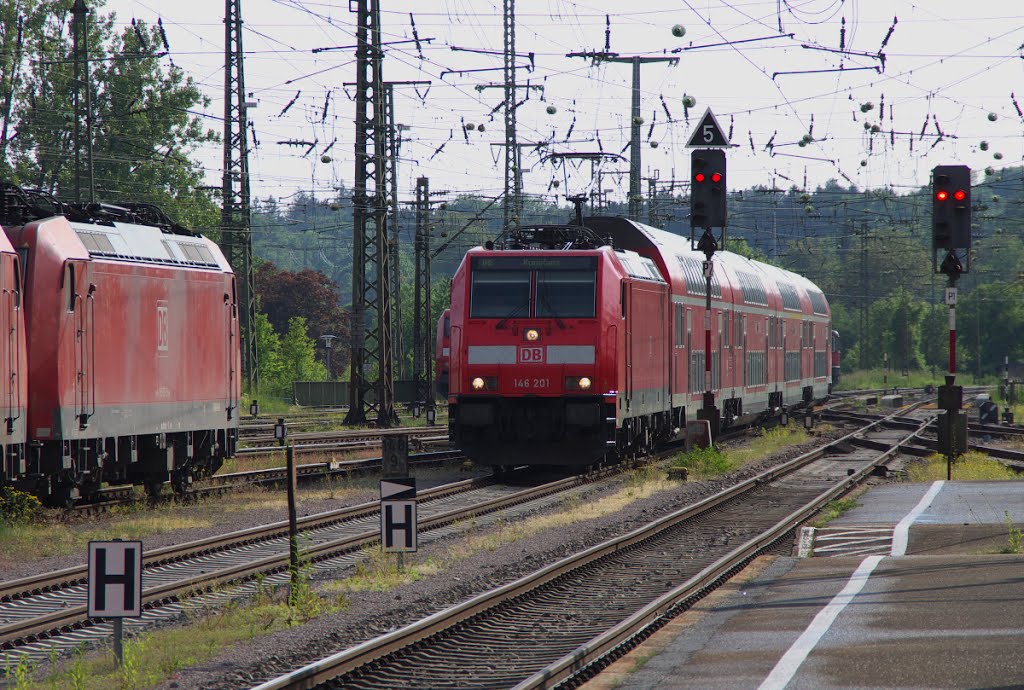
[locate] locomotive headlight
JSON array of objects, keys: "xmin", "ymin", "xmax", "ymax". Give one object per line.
[
  {"xmin": 525, "ymin": 328, "xmax": 540, "ymax": 342},
  {"xmin": 565, "ymin": 376, "xmax": 593, "ymax": 391},
  {"xmin": 471, "ymin": 377, "xmax": 486, "ymax": 390}
]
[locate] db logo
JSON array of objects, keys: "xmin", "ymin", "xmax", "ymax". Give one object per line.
[
  {"xmin": 156, "ymin": 303, "xmax": 169, "ymax": 353},
  {"xmin": 518, "ymin": 346, "xmax": 544, "ymax": 364}
]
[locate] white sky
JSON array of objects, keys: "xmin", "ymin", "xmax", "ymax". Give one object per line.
[{"xmin": 102, "ymin": 0, "xmax": 1024, "ymax": 209}]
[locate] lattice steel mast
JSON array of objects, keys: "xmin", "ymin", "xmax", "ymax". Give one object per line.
[
  {"xmin": 502, "ymin": 0, "xmax": 520, "ymax": 232},
  {"xmin": 346, "ymin": 0, "xmax": 398, "ymax": 427},
  {"xmin": 221, "ymin": 0, "xmax": 258, "ymax": 392}
]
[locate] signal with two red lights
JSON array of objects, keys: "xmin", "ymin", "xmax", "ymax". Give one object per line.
[
  {"xmin": 690, "ymin": 148, "xmax": 727, "ymax": 229},
  {"xmin": 931, "ymin": 164, "xmax": 971, "ymax": 251}
]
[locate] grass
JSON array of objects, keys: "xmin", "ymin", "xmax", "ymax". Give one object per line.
[
  {"xmin": 999, "ymin": 509, "xmax": 1024, "ymax": 552},
  {"xmin": 810, "ymin": 497, "xmax": 860, "ymax": 528},
  {"xmin": 834, "ymin": 368, "xmax": 995, "ymax": 392},
  {"xmin": 904, "ymin": 451, "xmax": 1018, "ymax": 482},
  {"xmin": 6, "ymin": 572, "xmax": 349, "ymax": 690},
  {"xmin": 671, "ymin": 425, "xmax": 810, "ymax": 479}
]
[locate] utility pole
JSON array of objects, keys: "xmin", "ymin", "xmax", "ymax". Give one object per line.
[
  {"xmin": 566, "ymin": 51, "xmax": 677, "ymax": 219},
  {"xmin": 71, "ymin": 0, "xmax": 95, "ymax": 203},
  {"xmin": 412, "ymin": 177, "xmax": 433, "ymax": 416},
  {"xmin": 222, "ymin": 0, "xmax": 258, "ymax": 392},
  {"xmin": 346, "ymin": 0, "xmax": 399, "ymax": 427}
]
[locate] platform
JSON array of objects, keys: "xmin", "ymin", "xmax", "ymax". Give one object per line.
[{"xmin": 583, "ymin": 480, "xmax": 1024, "ymax": 690}]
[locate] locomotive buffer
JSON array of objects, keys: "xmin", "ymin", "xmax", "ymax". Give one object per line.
[{"xmin": 687, "ymin": 109, "xmax": 730, "ymax": 441}]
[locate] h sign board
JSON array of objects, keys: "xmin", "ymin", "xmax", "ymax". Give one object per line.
[
  {"xmin": 381, "ymin": 477, "xmax": 417, "ymax": 552},
  {"xmin": 381, "ymin": 501, "xmax": 418, "ymax": 552},
  {"xmin": 88, "ymin": 540, "xmax": 143, "ymax": 618}
]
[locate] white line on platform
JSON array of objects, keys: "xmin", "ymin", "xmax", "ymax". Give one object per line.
[
  {"xmin": 891, "ymin": 480, "xmax": 945, "ymax": 556},
  {"xmin": 758, "ymin": 480, "xmax": 947, "ymax": 689},
  {"xmin": 757, "ymin": 555, "xmax": 884, "ymax": 690}
]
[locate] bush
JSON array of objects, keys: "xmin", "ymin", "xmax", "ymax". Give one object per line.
[
  {"xmin": 0, "ymin": 486, "xmax": 41, "ymax": 524},
  {"xmin": 672, "ymin": 445, "xmax": 733, "ymax": 477}
]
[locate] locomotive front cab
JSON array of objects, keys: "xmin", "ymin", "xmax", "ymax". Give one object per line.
[{"xmin": 450, "ymin": 228, "xmax": 619, "ymax": 467}]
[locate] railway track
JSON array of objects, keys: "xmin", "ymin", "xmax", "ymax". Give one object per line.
[
  {"xmin": 248, "ymin": 406, "xmax": 930, "ymax": 690},
  {"xmin": 239, "ymin": 425, "xmax": 448, "ymax": 450},
  {"xmin": 0, "ymin": 464, "xmax": 633, "ymax": 665},
  {"xmin": 64, "ymin": 448, "xmax": 460, "ymax": 517}
]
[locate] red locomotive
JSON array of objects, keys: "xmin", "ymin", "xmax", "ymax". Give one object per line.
[
  {"xmin": 447, "ymin": 216, "xmax": 832, "ymax": 467},
  {"xmin": 1, "ymin": 183, "xmax": 239, "ymax": 504},
  {"xmin": 0, "ymin": 224, "xmax": 27, "ymax": 487},
  {"xmin": 435, "ymin": 309, "xmax": 450, "ymax": 398}
]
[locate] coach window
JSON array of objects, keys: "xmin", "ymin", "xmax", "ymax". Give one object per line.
[
  {"xmin": 65, "ymin": 263, "xmax": 76, "ymax": 312},
  {"xmin": 470, "ymin": 269, "xmax": 530, "ymax": 318},
  {"xmin": 536, "ymin": 268, "xmax": 596, "ymax": 318},
  {"xmin": 12, "ymin": 259, "xmax": 20, "ymax": 308}
]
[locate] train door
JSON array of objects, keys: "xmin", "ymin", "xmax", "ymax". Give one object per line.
[
  {"xmin": 226, "ymin": 278, "xmax": 238, "ymax": 420},
  {"xmin": 65, "ymin": 260, "xmax": 93, "ymax": 430},
  {"xmin": 622, "ymin": 282, "xmax": 632, "ymax": 407},
  {"xmin": 4, "ymin": 254, "xmax": 20, "ymax": 438}
]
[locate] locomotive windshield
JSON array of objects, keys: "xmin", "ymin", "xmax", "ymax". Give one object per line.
[
  {"xmin": 536, "ymin": 270, "xmax": 595, "ymax": 318},
  {"xmin": 470, "ymin": 256, "xmax": 597, "ymax": 319}
]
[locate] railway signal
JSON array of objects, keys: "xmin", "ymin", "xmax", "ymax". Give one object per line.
[
  {"xmin": 931, "ymin": 164, "xmax": 971, "ymax": 251},
  {"xmin": 690, "ymin": 148, "xmax": 727, "ymax": 229}
]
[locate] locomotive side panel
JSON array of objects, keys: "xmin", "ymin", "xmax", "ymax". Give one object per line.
[{"xmin": 9, "ymin": 215, "xmax": 238, "ymax": 502}]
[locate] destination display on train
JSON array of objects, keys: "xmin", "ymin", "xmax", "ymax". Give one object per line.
[{"xmin": 473, "ymin": 256, "xmax": 598, "ymax": 271}]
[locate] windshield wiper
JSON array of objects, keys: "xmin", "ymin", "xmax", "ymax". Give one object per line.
[
  {"xmin": 496, "ymin": 301, "xmax": 529, "ymax": 329},
  {"xmin": 537, "ymin": 288, "xmax": 566, "ymax": 329}
]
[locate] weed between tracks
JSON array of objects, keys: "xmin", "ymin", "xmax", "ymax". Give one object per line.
[
  {"xmin": 904, "ymin": 451, "xmax": 1017, "ymax": 481},
  {"xmin": 670, "ymin": 426, "xmax": 811, "ymax": 479}
]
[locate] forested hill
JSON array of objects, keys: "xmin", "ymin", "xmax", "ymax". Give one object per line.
[{"xmin": 252, "ymin": 166, "xmax": 1024, "ymax": 377}]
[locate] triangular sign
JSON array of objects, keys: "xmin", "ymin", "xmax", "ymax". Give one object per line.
[
  {"xmin": 381, "ymin": 477, "xmax": 416, "ymax": 500},
  {"xmin": 686, "ymin": 108, "xmax": 730, "ymax": 148}
]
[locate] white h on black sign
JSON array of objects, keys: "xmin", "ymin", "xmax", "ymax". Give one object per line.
[
  {"xmin": 88, "ymin": 540, "xmax": 143, "ymax": 618},
  {"xmin": 381, "ymin": 478, "xmax": 417, "ymax": 553}
]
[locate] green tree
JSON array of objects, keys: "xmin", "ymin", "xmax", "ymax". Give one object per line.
[
  {"xmin": 280, "ymin": 316, "xmax": 327, "ymax": 386},
  {"xmin": 2, "ymin": 0, "xmax": 218, "ymax": 228},
  {"xmin": 254, "ymin": 311, "xmax": 284, "ymax": 394}
]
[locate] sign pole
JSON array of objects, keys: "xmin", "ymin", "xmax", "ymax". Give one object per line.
[
  {"xmin": 113, "ymin": 617, "xmax": 124, "ymax": 665},
  {"xmin": 286, "ymin": 444, "xmax": 300, "ymax": 602}
]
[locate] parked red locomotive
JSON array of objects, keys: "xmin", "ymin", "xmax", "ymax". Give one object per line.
[
  {"xmin": 1, "ymin": 182, "xmax": 239, "ymax": 504},
  {"xmin": 447, "ymin": 216, "xmax": 832, "ymax": 467}
]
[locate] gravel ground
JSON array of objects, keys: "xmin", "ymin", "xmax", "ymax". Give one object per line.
[
  {"xmin": 142, "ymin": 428, "xmax": 856, "ymax": 690},
  {"xmin": 4, "ymin": 427, "xmax": 856, "ymax": 683}
]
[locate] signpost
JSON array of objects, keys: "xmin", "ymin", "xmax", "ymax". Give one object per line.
[
  {"xmin": 88, "ymin": 539, "xmax": 143, "ymax": 665},
  {"xmin": 687, "ymin": 107, "xmax": 730, "ymax": 442},
  {"xmin": 381, "ymin": 477, "xmax": 417, "ymax": 567}
]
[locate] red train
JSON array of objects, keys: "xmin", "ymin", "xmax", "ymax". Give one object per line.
[
  {"xmin": 447, "ymin": 216, "xmax": 833, "ymax": 467},
  {"xmin": 1, "ymin": 183, "xmax": 239, "ymax": 504}
]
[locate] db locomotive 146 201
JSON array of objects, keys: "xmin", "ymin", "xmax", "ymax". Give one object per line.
[
  {"xmin": 447, "ymin": 216, "xmax": 832, "ymax": 468},
  {"xmin": 1, "ymin": 182, "xmax": 239, "ymax": 505}
]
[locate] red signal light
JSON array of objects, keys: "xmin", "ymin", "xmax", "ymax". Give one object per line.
[
  {"xmin": 695, "ymin": 173, "xmax": 706, "ymax": 183},
  {"xmin": 935, "ymin": 190, "xmax": 949, "ymax": 202},
  {"xmin": 711, "ymin": 172, "xmax": 722, "ymax": 183},
  {"xmin": 953, "ymin": 189, "xmax": 966, "ymax": 201}
]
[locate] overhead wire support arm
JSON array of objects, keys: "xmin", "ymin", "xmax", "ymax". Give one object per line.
[
  {"xmin": 312, "ymin": 38, "xmax": 432, "ymax": 53},
  {"xmin": 773, "ymin": 66, "xmax": 880, "ymax": 79}
]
